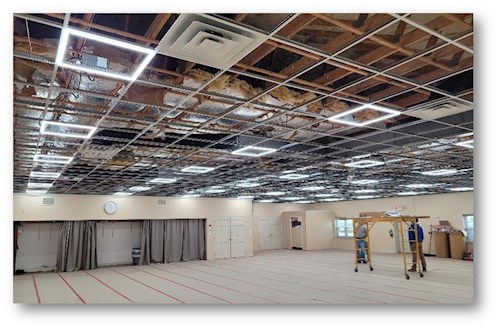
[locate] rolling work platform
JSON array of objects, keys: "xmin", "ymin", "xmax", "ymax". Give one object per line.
[{"xmin": 352, "ymin": 216, "xmax": 430, "ymax": 279}]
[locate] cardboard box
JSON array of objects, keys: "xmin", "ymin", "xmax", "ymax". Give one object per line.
[
  {"xmin": 449, "ymin": 230, "xmax": 466, "ymax": 259},
  {"xmin": 434, "ymin": 232, "xmax": 450, "ymax": 258}
]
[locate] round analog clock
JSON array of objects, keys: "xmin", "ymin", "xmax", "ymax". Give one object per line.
[{"xmin": 104, "ymin": 201, "xmax": 118, "ymax": 214}]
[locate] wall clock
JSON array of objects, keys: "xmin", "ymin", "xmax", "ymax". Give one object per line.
[{"xmin": 104, "ymin": 201, "xmax": 118, "ymax": 214}]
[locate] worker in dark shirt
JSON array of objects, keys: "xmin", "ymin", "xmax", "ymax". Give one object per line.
[{"xmin": 408, "ymin": 219, "xmax": 427, "ymax": 272}]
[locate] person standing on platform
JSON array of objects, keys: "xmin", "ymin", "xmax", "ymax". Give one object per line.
[
  {"xmin": 408, "ymin": 219, "xmax": 427, "ymax": 272},
  {"xmin": 355, "ymin": 220, "xmax": 368, "ymax": 263}
]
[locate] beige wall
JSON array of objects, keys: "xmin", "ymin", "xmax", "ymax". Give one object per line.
[
  {"xmin": 13, "ymin": 194, "xmax": 254, "ymax": 260},
  {"xmin": 303, "ymin": 210, "xmax": 335, "ymax": 250},
  {"xmin": 305, "ymin": 192, "xmax": 474, "ymax": 254}
]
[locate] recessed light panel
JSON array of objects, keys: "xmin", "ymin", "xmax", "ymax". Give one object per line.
[
  {"xmin": 113, "ymin": 192, "xmax": 133, "ymax": 196},
  {"xmin": 421, "ymin": 169, "xmax": 457, "ymax": 176},
  {"xmin": 150, "ymin": 178, "xmax": 177, "ymax": 184},
  {"xmin": 236, "ymin": 182, "xmax": 261, "ymax": 188},
  {"xmin": 328, "ymin": 104, "xmax": 400, "ymax": 127},
  {"xmin": 28, "ymin": 182, "xmax": 53, "ymax": 189},
  {"xmin": 264, "ymin": 191, "xmax": 285, "ymax": 196},
  {"xmin": 279, "ymin": 173, "xmax": 310, "ymax": 180},
  {"xmin": 56, "ymin": 28, "xmax": 156, "ymax": 81},
  {"xmin": 351, "ymin": 179, "xmax": 379, "ymax": 185},
  {"xmin": 181, "ymin": 166, "xmax": 215, "ymax": 173},
  {"xmin": 449, "ymin": 187, "xmax": 473, "ymax": 191},
  {"xmin": 344, "ymin": 160, "xmax": 384, "ymax": 168},
  {"xmin": 26, "ymin": 189, "xmax": 48, "ymax": 194},
  {"xmin": 40, "ymin": 121, "xmax": 96, "ymax": 139},
  {"xmin": 128, "ymin": 186, "xmax": 152, "ymax": 192},
  {"xmin": 34, "ymin": 154, "xmax": 73, "ymax": 164},
  {"xmin": 232, "ymin": 146, "xmax": 277, "ymax": 157},
  {"xmin": 30, "ymin": 171, "xmax": 61, "ymax": 179}
]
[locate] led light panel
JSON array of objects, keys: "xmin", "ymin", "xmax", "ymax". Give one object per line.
[
  {"xmin": 344, "ymin": 160, "xmax": 384, "ymax": 168},
  {"xmin": 40, "ymin": 121, "xmax": 96, "ymax": 139},
  {"xmin": 34, "ymin": 154, "xmax": 73, "ymax": 164},
  {"xmin": 328, "ymin": 104, "xmax": 400, "ymax": 127},
  {"xmin": 232, "ymin": 146, "xmax": 277, "ymax": 157},
  {"xmin": 181, "ymin": 166, "xmax": 215, "ymax": 173}
]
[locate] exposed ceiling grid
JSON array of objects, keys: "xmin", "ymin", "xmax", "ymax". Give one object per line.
[{"xmin": 13, "ymin": 13, "xmax": 473, "ymax": 201}]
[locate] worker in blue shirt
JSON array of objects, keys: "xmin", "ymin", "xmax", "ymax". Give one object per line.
[
  {"xmin": 408, "ymin": 219, "xmax": 427, "ymax": 272},
  {"xmin": 355, "ymin": 220, "xmax": 368, "ymax": 263}
]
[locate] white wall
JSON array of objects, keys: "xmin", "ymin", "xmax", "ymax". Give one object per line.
[{"xmin": 14, "ymin": 194, "xmax": 254, "ymax": 261}]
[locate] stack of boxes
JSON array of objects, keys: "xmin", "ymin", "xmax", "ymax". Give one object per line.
[{"xmin": 430, "ymin": 221, "xmax": 469, "ymax": 260}]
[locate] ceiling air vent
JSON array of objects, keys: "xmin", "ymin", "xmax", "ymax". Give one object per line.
[
  {"xmin": 157, "ymin": 14, "xmax": 267, "ymax": 70},
  {"xmin": 157, "ymin": 198, "xmax": 167, "ymax": 207},
  {"xmin": 406, "ymin": 99, "xmax": 472, "ymax": 120},
  {"xmin": 42, "ymin": 196, "xmax": 55, "ymax": 206}
]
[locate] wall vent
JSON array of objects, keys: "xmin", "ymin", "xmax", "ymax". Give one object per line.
[
  {"xmin": 157, "ymin": 198, "xmax": 167, "ymax": 206},
  {"xmin": 157, "ymin": 14, "xmax": 267, "ymax": 70},
  {"xmin": 406, "ymin": 99, "xmax": 472, "ymax": 120},
  {"xmin": 42, "ymin": 196, "xmax": 55, "ymax": 206}
]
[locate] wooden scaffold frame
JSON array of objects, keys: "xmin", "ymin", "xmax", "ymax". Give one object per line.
[{"xmin": 352, "ymin": 216, "xmax": 430, "ymax": 279}]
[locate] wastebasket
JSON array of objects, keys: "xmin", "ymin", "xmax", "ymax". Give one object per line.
[{"xmin": 132, "ymin": 247, "xmax": 141, "ymax": 265}]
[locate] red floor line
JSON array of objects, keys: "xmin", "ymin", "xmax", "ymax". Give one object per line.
[
  {"xmin": 31, "ymin": 274, "xmax": 41, "ymax": 304},
  {"xmin": 214, "ymin": 259, "xmax": 438, "ymax": 303},
  {"xmin": 82, "ymin": 270, "xmax": 133, "ymax": 303},
  {"xmin": 109, "ymin": 269, "xmax": 184, "ymax": 304},
  {"xmin": 57, "ymin": 273, "xmax": 86, "ymax": 304},
  {"xmin": 131, "ymin": 267, "xmax": 232, "ymax": 304},
  {"xmin": 148, "ymin": 264, "xmax": 278, "ymax": 304}
]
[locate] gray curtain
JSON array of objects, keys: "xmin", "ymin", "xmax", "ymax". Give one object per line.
[
  {"xmin": 138, "ymin": 219, "xmax": 205, "ymax": 265},
  {"xmin": 56, "ymin": 221, "xmax": 97, "ymax": 272}
]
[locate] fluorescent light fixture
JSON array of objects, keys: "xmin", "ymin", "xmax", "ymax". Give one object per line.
[
  {"xmin": 264, "ymin": 191, "xmax": 286, "ymax": 196},
  {"xmin": 30, "ymin": 171, "xmax": 61, "ymax": 179},
  {"xmin": 128, "ymin": 186, "xmax": 152, "ymax": 192},
  {"xmin": 300, "ymin": 186, "xmax": 324, "ymax": 191},
  {"xmin": 237, "ymin": 195, "xmax": 255, "ymax": 199},
  {"xmin": 26, "ymin": 189, "xmax": 48, "ymax": 194},
  {"xmin": 56, "ymin": 28, "xmax": 156, "ymax": 81},
  {"xmin": 344, "ymin": 160, "xmax": 384, "ymax": 168},
  {"xmin": 236, "ymin": 182, "xmax": 261, "ymax": 188},
  {"xmin": 397, "ymin": 191, "xmax": 421, "ymax": 196},
  {"xmin": 113, "ymin": 192, "xmax": 133, "ymax": 196},
  {"xmin": 353, "ymin": 154, "xmax": 372, "ymax": 159},
  {"xmin": 294, "ymin": 200, "xmax": 313, "ymax": 204},
  {"xmin": 28, "ymin": 182, "xmax": 53, "ymax": 189},
  {"xmin": 321, "ymin": 198, "xmax": 342, "ymax": 202},
  {"xmin": 150, "ymin": 178, "xmax": 177, "ymax": 184},
  {"xmin": 405, "ymin": 184, "xmax": 435, "ymax": 189},
  {"xmin": 354, "ymin": 189, "xmax": 377, "ymax": 193},
  {"xmin": 282, "ymin": 170, "xmax": 296, "ymax": 174},
  {"xmin": 356, "ymin": 195, "xmax": 375, "ymax": 199},
  {"xmin": 279, "ymin": 173, "xmax": 310, "ymax": 180},
  {"xmin": 449, "ymin": 187, "xmax": 473, "ymax": 192},
  {"xmin": 205, "ymin": 189, "xmax": 227, "ymax": 193},
  {"xmin": 34, "ymin": 154, "xmax": 73, "ymax": 164},
  {"xmin": 455, "ymin": 140, "xmax": 474, "ymax": 149},
  {"xmin": 258, "ymin": 199, "xmax": 277, "ymax": 203},
  {"xmin": 421, "ymin": 169, "xmax": 457, "ymax": 176},
  {"xmin": 40, "ymin": 121, "xmax": 96, "ymax": 139},
  {"xmin": 351, "ymin": 179, "xmax": 379, "ymax": 185},
  {"xmin": 328, "ymin": 104, "xmax": 400, "ymax": 127},
  {"xmin": 180, "ymin": 194, "xmax": 201, "ymax": 198},
  {"xmin": 232, "ymin": 146, "xmax": 277, "ymax": 157},
  {"xmin": 281, "ymin": 196, "xmax": 302, "ymax": 201},
  {"xmin": 181, "ymin": 166, "xmax": 215, "ymax": 173}
]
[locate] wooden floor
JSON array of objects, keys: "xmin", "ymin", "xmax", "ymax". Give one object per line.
[{"xmin": 13, "ymin": 249, "xmax": 474, "ymax": 304}]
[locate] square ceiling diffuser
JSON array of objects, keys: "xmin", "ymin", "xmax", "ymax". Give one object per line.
[
  {"xmin": 55, "ymin": 27, "xmax": 156, "ymax": 81},
  {"xmin": 156, "ymin": 14, "xmax": 267, "ymax": 70},
  {"xmin": 232, "ymin": 146, "xmax": 276, "ymax": 157},
  {"xmin": 40, "ymin": 121, "xmax": 96, "ymax": 139},
  {"xmin": 328, "ymin": 104, "xmax": 400, "ymax": 127}
]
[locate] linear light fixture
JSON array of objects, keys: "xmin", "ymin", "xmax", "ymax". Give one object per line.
[
  {"xmin": 34, "ymin": 154, "xmax": 73, "ymax": 164},
  {"xmin": 328, "ymin": 104, "xmax": 400, "ymax": 127},
  {"xmin": 258, "ymin": 199, "xmax": 277, "ymax": 203},
  {"xmin": 356, "ymin": 195, "xmax": 376, "ymax": 199},
  {"xmin": 421, "ymin": 169, "xmax": 457, "ymax": 176},
  {"xmin": 344, "ymin": 160, "xmax": 384, "ymax": 168},
  {"xmin": 351, "ymin": 179, "xmax": 379, "ymax": 185},
  {"xmin": 27, "ymin": 182, "xmax": 53, "ymax": 189},
  {"xmin": 279, "ymin": 173, "xmax": 310, "ymax": 180},
  {"xmin": 128, "ymin": 186, "xmax": 152, "ymax": 192},
  {"xmin": 300, "ymin": 186, "xmax": 324, "ymax": 191},
  {"xmin": 56, "ymin": 27, "xmax": 156, "ymax": 81},
  {"xmin": 237, "ymin": 195, "xmax": 255, "ymax": 199},
  {"xmin": 315, "ymin": 193, "xmax": 335, "ymax": 198},
  {"xmin": 113, "ymin": 192, "xmax": 133, "ymax": 196},
  {"xmin": 449, "ymin": 187, "xmax": 473, "ymax": 191},
  {"xmin": 354, "ymin": 189, "xmax": 377, "ymax": 193},
  {"xmin": 26, "ymin": 189, "xmax": 48, "ymax": 194},
  {"xmin": 232, "ymin": 146, "xmax": 277, "ymax": 157},
  {"xmin": 205, "ymin": 189, "xmax": 227, "ymax": 193},
  {"xmin": 180, "ymin": 194, "xmax": 201, "ymax": 198},
  {"xmin": 40, "ymin": 121, "xmax": 97, "ymax": 139},
  {"xmin": 321, "ymin": 198, "xmax": 342, "ymax": 202},
  {"xmin": 397, "ymin": 191, "xmax": 421, "ymax": 196},
  {"xmin": 405, "ymin": 183, "xmax": 436, "ymax": 188},
  {"xmin": 30, "ymin": 171, "xmax": 61, "ymax": 179},
  {"xmin": 150, "ymin": 178, "xmax": 177, "ymax": 184},
  {"xmin": 281, "ymin": 196, "xmax": 302, "ymax": 201},
  {"xmin": 455, "ymin": 140, "xmax": 474, "ymax": 149},
  {"xmin": 264, "ymin": 191, "xmax": 286, "ymax": 196},
  {"xmin": 236, "ymin": 182, "xmax": 261, "ymax": 188},
  {"xmin": 181, "ymin": 166, "xmax": 215, "ymax": 173}
]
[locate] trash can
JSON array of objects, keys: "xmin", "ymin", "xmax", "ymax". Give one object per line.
[{"xmin": 132, "ymin": 247, "xmax": 141, "ymax": 265}]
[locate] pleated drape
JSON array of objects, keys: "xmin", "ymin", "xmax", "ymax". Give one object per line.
[
  {"xmin": 56, "ymin": 221, "xmax": 97, "ymax": 272},
  {"xmin": 138, "ymin": 219, "xmax": 205, "ymax": 265}
]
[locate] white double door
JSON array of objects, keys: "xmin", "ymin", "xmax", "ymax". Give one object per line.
[
  {"xmin": 213, "ymin": 217, "xmax": 247, "ymax": 259},
  {"xmin": 259, "ymin": 217, "xmax": 284, "ymax": 250}
]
